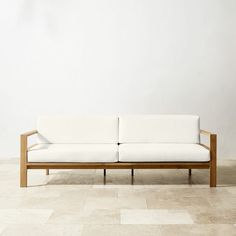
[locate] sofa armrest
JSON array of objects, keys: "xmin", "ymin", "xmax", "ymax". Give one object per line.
[
  {"xmin": 200, "ymin": 130, "xmax": 217, "ymax": 187},
  {"xmin": 21, "ymin": 130, "xmax": 38, "ymax": 163},
  {"xmin": 200, "ymin": 130, "xmax": 217, "ymax": 149},
  {"xmin": 20, "ymin": 130, "xmax": 38, "ymax": 187},
  {"xmin": 200, "ymin": 130, "xmax": 215, "ymax": 136},
  {"xmin": 21, "ymin": 130, "xmax": 38, "ymax": 137},
  {"xmin": 200, "ymin": 130, "xmax": 217, "ymax": 161}
]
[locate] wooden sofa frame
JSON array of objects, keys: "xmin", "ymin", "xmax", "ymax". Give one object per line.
[{"xmin": 20, "ymin": 130, "xmax": 217, "ymax": 187}]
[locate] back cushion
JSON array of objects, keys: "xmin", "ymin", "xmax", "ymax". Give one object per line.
[
  {"xmin": 119, "ymin": 115, "xmax": 200, "ymax": 144},
  {"xmin": 37, "ymin": 116, "xmax": 118, "ymax": 144}
]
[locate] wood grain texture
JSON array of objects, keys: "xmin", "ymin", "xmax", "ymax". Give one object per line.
[
  {"xmin": 27, "ymin": 162, "xmax": 210, "ymax": 169},
  {"xmin": 200, "ymin": 130, "xmax": 214, "ymax": 136},
  {"xmin": 20, "ymin": 130, "xmax": 38, "ymax": 187},
  {"xmin": 21, "ymin": 130, "xmax": 38, "ymax": 137},
  {"xmin": 20, "ymin": 135, "xmax": 27, "ymax": 187},
  {"xmin": 210, "ymin": 134, "xmax": 217, "ymax": 187},
  {"xmin": 200, "ymin": 130, "xmax": 217, "ymax": 187}
]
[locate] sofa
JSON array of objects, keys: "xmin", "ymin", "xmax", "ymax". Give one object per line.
[{"xmin": 20, "ymin": 115, "xmax": 217, "ymax": 187}]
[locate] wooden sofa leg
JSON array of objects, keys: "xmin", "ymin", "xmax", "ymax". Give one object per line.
[
  {"xmin": 104, "ymin": 169, "xmax": 106, "ymax": 176},
  {"xmin": 210, "ymin": 134, "xmax": 217, "ymax": 187},
  {"xmin": 188, "ymin": 169, "xmax": 192, "ymax": 176},
  {"xmin": 210, "ymin": 163, "xmax": 217, "ymax": 187},
  {"xmin": 20, "ymin": 134, "xmax": 28, "ymax": 187},
  {"xmin": 46, "ymin": 169, "xmax": 49, "ymax": 175},
  {"xmin": 20, "ymin": 165, "xmax": 27, "ymax": 187},
  {"xmin": 131, "ymin": 169, "xmax": 134, "ymax": 176}
]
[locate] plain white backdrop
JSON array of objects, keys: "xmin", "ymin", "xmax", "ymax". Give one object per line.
[{"xmin": 0, "ymin": 0, "xmax": 235, "ymax": 158}]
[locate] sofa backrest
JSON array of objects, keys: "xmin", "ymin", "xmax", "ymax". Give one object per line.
[
  {"xmin": 119, "ymin": 115, "xmax": 200, "ymax": 144},
  {"xmin": 37, "ymin": 116, "xmax": 118, "ymax": 144}
]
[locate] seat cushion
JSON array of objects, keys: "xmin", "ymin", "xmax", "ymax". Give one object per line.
[
  {"xmin": 28, "ymin": 144, "xmax": 118, "ymax": 162},
  {"xmin": 37, "ymin": 116, "xmax": 118, "ymax": 144},
  {"xmin": 119, "ymin": 115, "xmax": 200, "ymax": 144},
  {"xmin": 119, "ymin": 144, "xmax": 210, "ymax": 162}
]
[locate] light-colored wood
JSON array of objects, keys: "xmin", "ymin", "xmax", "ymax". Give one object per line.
[
  {"xmin": 20, "ymin": 130, "xmax": 38, "ymax": 187},
  {"xmin": 210, "ymin": 134, "xmax": 217, "ymax": 187},
  {"xmin": 20, "ymin": 135, "xmax": 27, "ymax": 187},
  {"xmin": 21, "ymin": 130, "xmax": 38, "ymax": 137},
  {"xmin": 46, "ymin": 169, "xmax": 49, "ymax": 175},
  {"xmin": 27, "ymin": 162, "xmax": 210, "ymax": 169},
  {"xmin": 200, "ymin": 130, "xmax": 213, "ymax": 136},
  {"xmin": 200, "ymin": 130, "xmax": 217, "ymax": 187}
]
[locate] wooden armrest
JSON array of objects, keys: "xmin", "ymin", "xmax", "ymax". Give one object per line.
[
  {"xmin": 21, "ymin": 130, "xmax": 38, "ymax": 164},
  {"xmin": 20, "ymin": 130, "xmax": 38, "ymax": 186},
  {"xmin": 200, "ymin": 130, "xmax": 217, "ymax": 149},
  {"xmin": 201, "ymin": 129, "xmax": 217, "ymax": 186},
  {"xmin": 200, "ymin": 130, "xmax": 216, "ymax": 136},
  {"xmin": 21, "ymin": 130, "xmax": 38, "ymax": 137},
  {"xmin": 200, "ymin": 129, "xmax": 217, "ymax": 163}
]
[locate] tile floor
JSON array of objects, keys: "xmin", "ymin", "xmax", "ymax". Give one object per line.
[{"xmin": 0, "ymin": 159, "xmax": 235, "ymax": 235}]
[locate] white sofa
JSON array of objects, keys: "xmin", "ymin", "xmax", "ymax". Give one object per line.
[{"xmin": 20, "ymin": 115, "xmax": 217, "ymax": 187}]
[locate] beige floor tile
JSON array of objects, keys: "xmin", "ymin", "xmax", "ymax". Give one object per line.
[
  {"xmin": 146, "ymin": 194, "xmax": 211, "ymax": 209},
  {"xmin": 226, "ymin": 187, "xmax": 236, "ymax": 195},
  {"xmin": 0, "ymin": 186, "xmax": 61, "ymax": 198},
  {"xmin": 0, "ymin": 158, "xmax": 236, "ymax": 234},
  {"xmin": 19, "ymin": 194, "xmax": 86, "ymax": 211},
  {"xmin": 121, "ymin": 209, "xmax": 193, "ymax": 224},
  {"xmin": 0, "ymin": 197, "xmax": 23, "ymax": 209},
  {"xmin": 159, "ymin": 224, "xmax": 236, "ymax": 236},
  {"xmin": 81, "ymin": 225, "xmax": 161, "ymax": 236},
  {"xmin": 118, "ymin": 188, "xmax": 161, "ymax": 198},
  {"xmin": 0, "ymin": 225, "xmax": 6, "ymax": 235},
  {"xmin": 0, "ymin": 209, "xmax": 53, "ymax": 224},
  {"xmin": 84, "ymin": 196, "xmax": 147, "ymax": 211},
  {"xmin": 48, "ymin": 209, "xmax": 120, "ymax": 225},
  {"xmin": 1, "ymin": 224, "xmax": 83, "ymax": 236},
  {"xmin": 47, "ymin": 173, "xmax": 95, "ymax": 185},
  {"xmin": 189, "ymin": 208, "xmax": 236, "ymax": 224},
  {"xmin": 86, "ymin": 188, "xmax": 118, "ymax": 198}
]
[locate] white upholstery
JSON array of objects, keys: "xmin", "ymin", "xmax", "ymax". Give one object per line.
[
  {"xmin": 119, "ymin": 115, "xmax": 200, "ymax": 144},
  {"xmin": 28, "ymin": 144, "xmax": 118, "ymax": 162},
  {"xmin": 30, "ymin": 115, "xmax": 207, "ymax": 163},
  {"xmin": 119, "ymin": 144, "xmax": 210, "ymax": 162},
  {"xmin": 37, "ymin": 116, "xmax": 118, "ymax": 144}
]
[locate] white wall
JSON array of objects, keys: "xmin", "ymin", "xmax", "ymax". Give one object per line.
[{"xmin": 0, "ymin": 0, "xmax": 236, "ymax": 159}]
